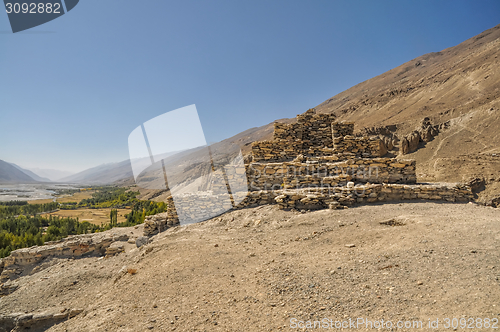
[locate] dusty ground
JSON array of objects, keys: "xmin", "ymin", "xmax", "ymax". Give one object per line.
[{"xmin": 1, "ymin": 201, "xmax": 499, "ymax": 331}]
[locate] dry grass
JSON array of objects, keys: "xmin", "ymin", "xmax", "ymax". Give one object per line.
[
  {"xmin": 30, "ymin": 190, "xmax": 132, "ymax": 226},
  {"xmin": 56, "ymin": 191, "xmax": 95, "ymax": 203},
  {"xmin": 27, "ymin": 199, "xmax": 54, "ymax": 205}
]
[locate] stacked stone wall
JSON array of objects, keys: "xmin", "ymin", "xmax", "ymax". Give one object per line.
[
  {"xmin": 273, "ymin": 122, "xmax": 302, "ymax": 141},
  {"xmin": 275, "ymin": 184, "xmax": 472, "ymax": 210},
  {"xmin": 332, "ymin": 122, "xmax": 354, "ymax": 137},
  {"xmin": 333, "ymin": 136, "xmax": 386, "ymax": 157},
  {"xmin": 246, "ymin": 158, "xmax": 416, "ymax": 191},
  {"xmin": 140, "ymin": 108, "xmax": 472, "ymax": 237},
  {"xmin": 145, "ymin": 183, "xmax": 472, "ymax": 230},
  {"xmin": 253, "ymin": 108, "xmax": 384, "ymax": 162},
  {"xmin": 251, "ymin": 139, "xmax": 303, "ymax": 162}
]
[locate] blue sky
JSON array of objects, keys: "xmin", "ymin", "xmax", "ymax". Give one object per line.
[{"xmin": 0, "ymin": 0, "xmax": 499, "ymax": 173}]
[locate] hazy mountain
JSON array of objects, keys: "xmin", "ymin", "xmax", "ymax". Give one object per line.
[
  {"xmin": 59, "ymin": 160, "xmax": 133, "ymax": 184},
  {"xmin": 0, "ymin": 160, "xmax": 37, "ymax": 183},
  {"xmin": 9, "ymin": 164, "xmax": 52, "ymax": 182},
  {"xmin": 27, "ymin": 168, "xmax": 75, "ymax": 182}
]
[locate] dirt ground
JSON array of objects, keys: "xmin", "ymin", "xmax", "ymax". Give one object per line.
[{"xmin": 1, "ymin": 201, "xmax": 499, "ymax": 331}]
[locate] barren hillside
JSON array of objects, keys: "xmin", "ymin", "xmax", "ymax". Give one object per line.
[
  {"xmin": 314, "ymin": 24, "xmax": 500, "ymax": 193},
  {"xmin": 1, "ymin": 202, "xmax": 499, "ymax": 331}
]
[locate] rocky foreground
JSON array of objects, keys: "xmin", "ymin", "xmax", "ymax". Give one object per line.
[{"xmin": 0, "ymin": 202, "xmax": 499, "ymax": 331}]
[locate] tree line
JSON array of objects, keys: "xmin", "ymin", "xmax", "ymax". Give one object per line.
[
  {"xmin": 0, "ymin": 187, "xmax": 168, "ymax": 258},
  {"xmin": 0, "ymin": 214, "xmax": 100, "ymax": 258}
]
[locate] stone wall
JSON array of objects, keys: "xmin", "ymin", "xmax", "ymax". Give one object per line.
[
  {"xmin": 252, "ymin": 108, "xmax": 385, "ymax": 162},
  {"xmin": 143, "ymin": 200, "xmax": 180, "ymax": 237},
  {"xmin": 331, "ymin": 122, "xmax": 354, "ymax": 137},
  {"xmin": 0, "ymin": 308, "xmax": 84, "ymax": 332},
  {"xmin": 251, "ymin": 139, "xmax": 303, "ymax": 162},
  {"xmin": 273, "ymin": 109, "xmax": 337, "ymax": 149},
  {"xmin": 275, "ymin": 183, "xmax": 473, "ymax": 210},
  {"xmin": 141, "ymin": 183, "xmax": 473, "ymax": 232},
  {"xmin": 246, "ymin": 158, "xmax": 416, "ymax": 191},
  {"xmin": 333, "ymin": 136, "xmax": 387, "ymax": 158},
  {"xmin": 139, "ymin": 108, "xmax": 472, "ymax": 237}
]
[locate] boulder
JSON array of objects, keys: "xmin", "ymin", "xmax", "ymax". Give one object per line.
[
  {"xmin": 401, "ymin": 131, "xmax": 420, "ymax": 154},
  {"xmin": 135, "ymin": 236, "xmax": 150, "ymax": 248},
  {"xmin": 467, "ymin": 177, "xmax": 485, "ymax": 193},
  {"xmin": 105, "ymin": 242, "xmax": 125, "ymax": 257},
  {"xmin": 490, "ymin": 196, "xmax": 500, "ymax": 208}
]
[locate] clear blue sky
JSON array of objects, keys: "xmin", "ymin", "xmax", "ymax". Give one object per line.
[{"xmin": 0, "ymin": 0, "xmax": 499, "ymax": 173}]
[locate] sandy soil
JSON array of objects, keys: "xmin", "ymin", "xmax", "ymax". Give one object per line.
[{"xmin": 1, "ymin": 201, "xmax": 499, "ymax": 331}]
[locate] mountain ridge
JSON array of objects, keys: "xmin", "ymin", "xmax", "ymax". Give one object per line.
[
  {"xmin": 9, "ymin": 163, "xmax": 52, "ymax": 182},
  {"xmin": 0, "ymin": 160, "xmax": 37, "ymax": 184},
  {"xmin": 58, "ymin": 159, "xmax": 133, "ymax": 184}
]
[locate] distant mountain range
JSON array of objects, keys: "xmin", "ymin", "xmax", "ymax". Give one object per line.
[
  {"xmin": 9, "ymin": 164, "xmax": 52, "ymax": 182},
  {"xmin": 0, "ymin": 160, "xmax": 40, "ymax": 183},
  {"xmin": 58, "ymin": 159, "xmax": 133, "ymax": 184},
  {"xmin": 0, "ymin": 157, "xmax": 134, "ymax": 185},
  {"xmin": 0, "ymin": 158, "xmax": 130, "ymax": 185},
  {"xmin": 27, "ymin": 168, "xmax": 74, "ymax": 182}
]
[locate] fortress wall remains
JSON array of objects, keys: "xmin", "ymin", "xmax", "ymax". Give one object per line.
[
  {"xmin": 254, "ymin": 116, "xmax": 384, "ymax": 162},
  {"xmin": 245, "ymin": 159, "xmax": 416, "ymax": 191},
  {"xmin": 333, "ymin": 135, "xmax": 387, "ymax": 157},
  {"xmin": 275, "ymin": 183, "xmax": 473, "ymax": 210},
  {"xmin": 144, "ymin": 183, "xmax": 473, "ymax": 235},
  {"xmin": 331, "ymin": 122, "xmax": 355, "ymax": 137},
  {"xmin": 273, "ymin": 122, "xmax": 302, "ymax": 141},
  {"xmin": 0, "ymin": 232, "xmax": 130, "ymax": 283},
  {"xmin": 141, "ymin": 108, "xmax": 472, "ymax": 238},
  {"xmin": 251, "ymin": 140, "xmax": 303, "ymax": 162},
  {"xmin": 271, "ymin": 109, "xmax": 337, "ymax": 150}
]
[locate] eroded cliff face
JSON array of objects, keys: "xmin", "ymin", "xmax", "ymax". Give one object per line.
[{"xmin": 0, "ymin": 229, "xmax": 135, "ymax": 293}]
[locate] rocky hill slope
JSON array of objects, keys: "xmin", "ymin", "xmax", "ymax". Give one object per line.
[
  {"xmin": 0, "ymin": 160, "xmax": 37, "ymax": 184},
  {"xmin": 314, "ymin": 24, "xmax": 500, "ymax": 199},
  {"xmin": 185, "ymin": 23, "xmax": 500, "ymax": 204},
  {"xmin": 120, "ymin": 25, "xmax": 500, "ymax": 205}
]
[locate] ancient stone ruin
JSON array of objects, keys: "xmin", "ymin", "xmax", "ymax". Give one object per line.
[{"xmin": 143, "ymin": 108, "xmax": 473, "ymax": 236}]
